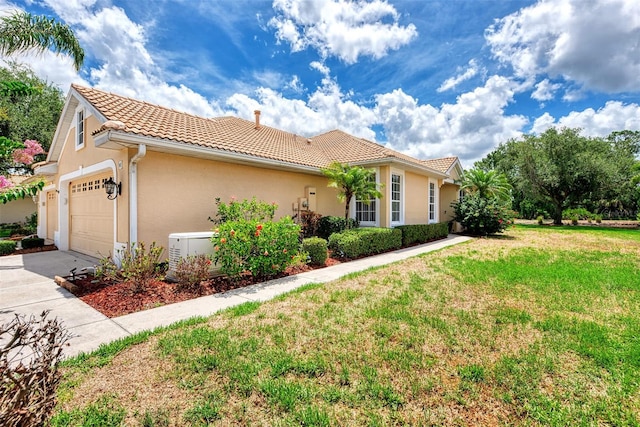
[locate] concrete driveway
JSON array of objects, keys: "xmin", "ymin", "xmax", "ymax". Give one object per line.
[{"xmin": 0, "ymin": 250, "xmax": 131, "ymax": 357}]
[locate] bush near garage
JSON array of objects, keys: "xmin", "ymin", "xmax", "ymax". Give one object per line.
[
  {"xmin": 328, "ymin": 227, "xmax": 402, "ymax": 259},
  {"xmin": 0, "ymin": 240, "xmax": 16, "ymax": 255},
  {"xmin": 21, "ymin": 237, "xmax": 44, "ymax": 249}
]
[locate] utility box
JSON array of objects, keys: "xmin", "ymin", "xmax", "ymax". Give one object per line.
[
  {"xmin": 298, "ymin": 197, "xmax": 309, "ymax": 211},
  {"xmin": 305, "ymin": 186, "xmax": 317, "ymax": 212},
  {"xmin": 167, "ymin": 232, "xmax": 219, "ymax": 277}
]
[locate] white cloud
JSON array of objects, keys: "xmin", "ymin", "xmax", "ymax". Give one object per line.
[
  {"xmin": 531, "ymin": 78, "xmax": 561, "ymax": 102},
  {"xmin": 485, "ymin": 0, "xmax": 640, "ymax": 93},
  {"xmin": 437, "ymin": 59, "xmax": 480, "ymax": 93},
  {"xmin": 532, "ymin": 101, "xmax": 640, "ymax": 136},
  {"xmin": 375, "ymin": 75, "xmax": 528, "ymax": 163},
  {"xmin": 269, "ymin": 0, "xmax": 418, "ymax": 64}
]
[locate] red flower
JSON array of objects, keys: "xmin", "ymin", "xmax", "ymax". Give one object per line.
[
  {"xmin": 230, "ymin": 230, "xmax": 236, "ymax": 237},
  {"xmin": 256, "ymin": 224, "xmax": 263, "ymax": 231},
  {"xmin": 220, "ymin": 237, "xmax": 227, "ymax": 244},
  {"xmin": 264, "ymin": 250, "xmax": 269, "ymax": 256},
  {"xmin": 255, "ymin": 231, "xmax": 261, "ymax": 237},
  {"xmin": 282, "ymin": 249, "xmax": 287, "ymax": 254}
]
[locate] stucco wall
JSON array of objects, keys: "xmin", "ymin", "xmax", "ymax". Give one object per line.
[
  {"xmin": 0, "ymin": 198, "xmax": 36, "ymax": 224},
  {"xmin": 404, "ymin": 171, "xmax": 430, "ymax": 225},
  {"xmin": 440, "ymin": 183, "xmax": 459, "ymax": 222},
  {"xmin": 136, "ymin": 151, "xmax": 343, "ymax": 248}
]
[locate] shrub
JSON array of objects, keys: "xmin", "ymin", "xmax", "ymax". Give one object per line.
[
  {"xmin": 174, "ymin": 254, "xmax": 212, "ymax": 290},
  {"xmin": 21, "ymin": 237, "xmax": 44, "ymax": 249},
  {"xmin": 328, "ymin": 227, "xmax": 402, "ymax": 259},
  {"xmin": 0, "ymin": 240, "xmax": 16, "ymax": 255},
  {"xmin": 300, "ymin": 211, "xmax": 322, "ymax": 238},
  {"xmin": 571, "ymin": 215, "xmax": 579, "ymax": 225},
  {"xmin": 562, "ymin": 208, "xmax": 592, "ymax": 220},
  {"xmin": 96, "ymin": 242, "xmax": 165, "ymax": 292},
  {"xmin": 536, "ymin": 215, "xmax": 544, "ymax": 225},
  {"xmin": 1, "ymin": 311, "xmax": 70, "ymax": 427},
  {"xmin": 213, "ymin": 217, "xmax": 301, "ymax": 279},
  {"xmin": 317, "ymin": 216, "xmax": 359, "ymax": 239},
  {"xmin": 209, "ymin": 197, "xmax": 277, "ymax": 224},
  {"xmin": 395, "ymin": 223, "xmax": 448, "ymax": 246},
  {"xmin": 452, "ymin": 193, "xmax": 514, "ymax": 236},
  {"xmin": 302, "ymin": 237, "xmax": 328, "ymax": 266}
]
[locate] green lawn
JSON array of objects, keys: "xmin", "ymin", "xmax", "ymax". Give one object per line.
[{"xmin": 52, "ymin": 225, "xmax": 640, "ymax": 426}]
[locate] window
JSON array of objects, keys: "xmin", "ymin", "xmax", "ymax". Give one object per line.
[
  {"xmin": 429, "ymin": 182, "xmax": 436, "ymax": 222},
  {"xmin": 391, "ymin": 173, "xmax": 402, "ymax": 223},
  {"xmin": 355, "ymin": 173, "xmax": 378, "ymax": 225},
  {"xmin": 76, "ymin": 110, "xmax": 84, "ymax": 148}
]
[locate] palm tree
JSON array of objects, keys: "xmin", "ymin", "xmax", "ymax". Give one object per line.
[
  {"xmin": 460, "ymin": 168, "xmax": 512, "ymax": 203},
  {"xmin": 0, "ymin": 11, "xmax": 84, "ymax": 71},
  {"xmin": 322, "ymin": 162, "xmax": 383, "ymax": 228}
]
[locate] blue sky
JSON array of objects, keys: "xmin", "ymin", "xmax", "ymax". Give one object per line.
[{"xmin": 2, "ymin": 0, "xmax": 640, "ymax": 166}]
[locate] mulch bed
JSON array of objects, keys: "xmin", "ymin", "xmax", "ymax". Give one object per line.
[
  {"xmin": 2, "ymin": 244, "xmax": 58, "ymax": 256},
  {"xmin": 65, "ymin": 258, "xmax": 343, "ymax": 318}
]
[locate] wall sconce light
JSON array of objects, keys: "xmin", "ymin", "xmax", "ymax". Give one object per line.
[{"xmin": 104, "ymin": 177, "xmax": 121, "ymax": 200}]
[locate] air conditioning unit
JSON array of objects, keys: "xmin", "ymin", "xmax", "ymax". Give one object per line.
[{"xmin": 168, "ymin": 231, "xmax": 219, "ymax": 276}]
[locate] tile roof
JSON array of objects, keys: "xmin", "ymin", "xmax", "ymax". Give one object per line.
[
  {"xmin": 421, "ymin": 157, "xmax": 458, "ymax": 173},
  {"xmin": 72, "ymin": 84, "xmax": 452, "ymax": 174}
]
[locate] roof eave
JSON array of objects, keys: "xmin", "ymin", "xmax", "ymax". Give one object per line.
[
  {"xmin": 93, "ymin": 130, "xmax": 325, "ymax": 175},
  {"xmin": 353, "ymin": 158, "xmax": 449, "ymax": 179}
]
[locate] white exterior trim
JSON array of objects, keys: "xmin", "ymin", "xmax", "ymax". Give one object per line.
[
  {"xmin": 37, "ymin": 184, "xmax": 56, "ymax": 239},
  {"xmin": 390, "ymin": 168, "xmax": 405, "ymax": 226},
  {"xmin": 428, "ymin": 178, "xmax": 439, "ymax": 224},
  {"xmin": 57, "ymin": 159, "xmax": 120, "ymax": 254},
  {"xmin": 129, "ymin": 144, "xmax": 146, "ymax": 245}
]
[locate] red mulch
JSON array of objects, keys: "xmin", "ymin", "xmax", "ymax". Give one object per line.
[{"xmin": 68, "ymin": 258, "xmax": 343, "ymax": 318}]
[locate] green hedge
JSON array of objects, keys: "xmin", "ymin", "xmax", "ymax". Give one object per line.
[
  {"xmin": 395, "ymin": 222, "xmax": 449, "ymax": 246},
  {"xmin": 328, "ymin": 227, "xmax": 402, "ymax": 259},
  {"xmin": 21, "ymin": 237, "xmax": 45, "ymax": 249},
  {"xmin": 0, "ymin": 240, "xmax": 17, "ymax": 255},
  {"xmin": 317, "ymin": 216, "xmax": 359, "ymax": 240},
  {"xmin": 302, "ymin": 237, "xmax": 328, "ymax": 266}
]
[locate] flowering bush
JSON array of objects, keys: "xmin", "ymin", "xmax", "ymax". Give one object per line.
[
  {"xmin": 11, "ymin": 139, "xmax": 44, "ymax": 165},
  {"xmin": 209, "ymin": 196, "xmax": 277, "ymax": 224},
  {"xmin": 212, "ymin": 217, "xmax": 300, "ymax": 279},
  {"xmin": 452, "ymin": 193, "xmax": 514, "ymax": 236}
]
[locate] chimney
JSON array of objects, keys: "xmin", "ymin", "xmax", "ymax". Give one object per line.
[{"xmin": 254, "ymin": 110, "xmax": 261, "ymax": 129}]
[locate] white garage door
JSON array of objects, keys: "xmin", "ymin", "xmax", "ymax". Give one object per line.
[{"xmin": 69, "ymin": 173, "xmax": 114, "ymax": 257}]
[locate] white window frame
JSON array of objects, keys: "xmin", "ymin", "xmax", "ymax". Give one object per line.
[
  {"xmin": 76, "ymin": 109, "xmax": 85, "ymax": 150},
  {"xmin": 428, "ymin": 180, "xmax": 437, "ymax": 223},
  {"xmin": 390, "ymin": 170, "xmax": 404, "ymax": 226},
  {"xmin": 352, "ymin": 167, "xmax": 379, "ymax": 227}
]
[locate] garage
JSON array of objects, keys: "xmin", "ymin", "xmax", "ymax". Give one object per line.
[{"xmin": 69, "ymin": 173, "xmax": 114, "ymax": 257}]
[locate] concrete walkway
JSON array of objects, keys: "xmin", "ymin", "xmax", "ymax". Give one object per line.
[{"xmin": 1, "ymin": 235, "xmax": 472, "ymax": 359}]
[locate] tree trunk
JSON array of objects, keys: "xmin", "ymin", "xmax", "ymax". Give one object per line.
[
  {"xmin": 345, "ymin": 196, "xmax": 352, "ymax": 229},
  {"xmin": 552, "ymin": 203, "xmax": 563, "ymax": 225}
]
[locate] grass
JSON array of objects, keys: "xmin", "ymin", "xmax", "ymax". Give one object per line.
[{"xmin": 52, "ymin": 225, "xmax": 640, "ymax": 425}]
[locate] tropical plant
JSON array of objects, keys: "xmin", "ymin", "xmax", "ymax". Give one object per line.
[
  {"xmin": 321, "ymin": 162, "xmax": 383, "ymax": 228},
  {"xmin": 459, "ymin": 168, "xmax": 512, "ymax": 202},
  {"xmin": 0, "ymin": 11, "xmax": 84, "ymax": 71},
  {"xmin": 0, "ymin": 12, "xmax": 82, "ymax": 203},
  {"xmin": 453, "ymin": 192, "xmax": 514, "ymax": 236}
]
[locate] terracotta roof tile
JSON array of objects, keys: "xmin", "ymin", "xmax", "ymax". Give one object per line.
[
  {"xmin": 73, "ymin": 84, "xmax": 449, "ymax": 174},
  {"xmin": 421, "ymin": 157, "xmax": 458, "ymax": 173}
]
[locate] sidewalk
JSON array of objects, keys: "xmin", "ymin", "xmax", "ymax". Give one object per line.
[{"xmin": 2, "ymin": 235, "xmax": 472, "ymax": 358}]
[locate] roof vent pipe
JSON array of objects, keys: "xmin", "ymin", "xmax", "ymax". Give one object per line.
[{"xmin": 254, "ymin": 110, "xmax": 261, "ymax": 129}]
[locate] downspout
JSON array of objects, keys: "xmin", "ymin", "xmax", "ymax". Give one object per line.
[{"xmin": 129, "ymin": 144, "xmax": 146, "ymax": 244}]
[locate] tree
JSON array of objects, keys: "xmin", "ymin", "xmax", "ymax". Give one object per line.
[
  {"xmin": 0, "ymin": 12, "xmax": 83, "ymax": 204},
  {"xmin": 504, "ymin": 128, "xmax": 623, "ymax": 225},
  {"xmin": 460, "ymin": 168, "xmax": 512, "ymax": 203},
  {"xmin": 453, "ymin": 167, "xmax": 513, "ymax": 236},
  {"xmin": 0, "ymin": 11, "xmax": 84, "ymax": 71},
  {"xmin": 321, "ymin": 162, "xmax": 383, "ymax": 228}
]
